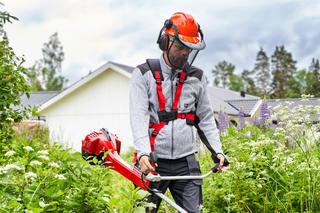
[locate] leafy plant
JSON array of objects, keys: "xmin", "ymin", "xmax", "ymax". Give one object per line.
[{"xmin": 0, "ymin": 4, "xmax": 30, "ymax": 148}]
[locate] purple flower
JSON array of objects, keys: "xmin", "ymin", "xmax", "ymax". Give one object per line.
[
  {"xmin": 259, "ymin": 101, "xmax": 270, "ymax": 126},
  {"xmin": 218, "ymin": 110, "xmax": 228, "ymax": 132},
  {"xmin": 252, "ymin": 118, "xmax": 261, "ymax": 126},
  {"xmin": 238, "ymin": 109, "xmax": 245, "ymax": 129}
]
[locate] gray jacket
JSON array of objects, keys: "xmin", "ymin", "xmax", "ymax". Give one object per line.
[{"xmin": 129, "ymin": 55, "xmax": 224, "ymax": 160}]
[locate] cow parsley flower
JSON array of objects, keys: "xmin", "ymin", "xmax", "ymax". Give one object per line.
[
  {"xmin": 49, "ymin": 162, "xmax": 60, "ymax": 168},
  {"xmin": 24, "ymin": 172, "xmax": 37, "ymax": 180},
  {"xmin": 54, "ymin": 174, "xmax": 66, "ymax": 180},
  {"xmin": 37, "ymin": 150, "xmax": 49, "ymax": 155},
  {"xmin": 0, "ymin": 163, "xmax": 24, "ymax": 174},
  {"xmin": 30, "ymin": 160, "xmax": 42, "ymax": 167},
  {"xmin": 38, "ymin": 155, "xmax": 49, "ymax": 161},
  {"xmin": 4, "ymin": 150, "xmax": 16, "ymax": 157},
  {"xmin": 23, "ymin": 146, "xmax": 34, "ymax": 152}
]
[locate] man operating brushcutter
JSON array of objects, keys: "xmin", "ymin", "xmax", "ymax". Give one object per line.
[{"xmin": 130, "ymin": 12, "xmax": 229, "ymax": 212}]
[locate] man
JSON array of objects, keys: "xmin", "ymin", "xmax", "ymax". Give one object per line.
[{"xmin": 130, "ymin": 12, "xmax": 228, "ymax": 212}]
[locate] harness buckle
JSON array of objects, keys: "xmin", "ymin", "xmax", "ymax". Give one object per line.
[{"xmin": 157, "ymin": 110, "xmax": 178, "ymax": 123}]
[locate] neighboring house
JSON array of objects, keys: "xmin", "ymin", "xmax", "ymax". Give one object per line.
[
  {"xmin": 21, "ymin": 61, "xmax": 258, "ymax": 152},
  {"xmin": 207, "ymin": 87, "xmax": 258, "ymax": 126},
  {"xmin": 227, "ymin": 97, "xmax": 320, "ymax": 125}
]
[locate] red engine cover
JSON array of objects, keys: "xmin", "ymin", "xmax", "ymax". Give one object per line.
[{"xmin": 82, "ymin": 128, "xmax": 150, "ymax": 191}]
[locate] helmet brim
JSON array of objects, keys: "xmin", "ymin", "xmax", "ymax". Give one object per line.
[{"xmin": 178, "ymin": 34, "xmax": 206, "ymax": 50}]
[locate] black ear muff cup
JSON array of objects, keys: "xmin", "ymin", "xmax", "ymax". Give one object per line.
[
  {"xmin": 157, "ymin": 19, "xmax": 173, "ymax": 51},
  {"xmin": 158, "ymin": 34, "xmax": 169, "ymax": 51}
]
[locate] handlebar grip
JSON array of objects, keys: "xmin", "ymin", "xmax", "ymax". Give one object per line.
[
  {"xmin": 223, "ymin": 157, "xmax": 230, "ymax": 167},
  {"xmin": 149, "ymin": 152, "xmax": 158, "ymax": 163},
  {"xmin": 211, "ymin": 157, "xmax": 230, "ymax": 173}
]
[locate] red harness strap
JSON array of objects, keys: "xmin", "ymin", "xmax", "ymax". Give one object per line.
[
  {"xmin": 133, "ymin": 60, "xmax": 195, "ymax": 164},
  {"xmin": 154, "ymin": 70, "xmax": 166, "ymax": 111},
  {"xmin": 172, "ymin": 71, "xmax": 187, "ymax": 110},
  {"xmin": 148, "ymin": 70, "xmax": 189, "ymax": 148}
]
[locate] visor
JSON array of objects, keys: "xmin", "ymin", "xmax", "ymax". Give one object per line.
[{"xmin": 178, "ymin": 34, "xmax": 206, "ymax": 50}]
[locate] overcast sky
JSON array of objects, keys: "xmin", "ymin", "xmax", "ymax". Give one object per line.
[{"xmin": 2, "ymin": 0, "xmax": 320, "ymax": 85}]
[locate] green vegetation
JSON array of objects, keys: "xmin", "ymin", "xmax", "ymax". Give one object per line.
[{"xmin": 1, "ymin": 100, "xmax": 319, "ymax": 212}]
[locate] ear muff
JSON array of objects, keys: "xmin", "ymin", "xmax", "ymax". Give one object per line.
[
  {"xmin": 158, "ymin": 34, "xmax": 169, "ymax": 51},
  {"xmin": 157, "ymin": 19, "xmax": 173, "ymax": 51}
]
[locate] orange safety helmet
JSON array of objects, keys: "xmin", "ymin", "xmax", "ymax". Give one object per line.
[{"xmin": 157, "ymin": 12, "xmax": 206, "ymax": 51}]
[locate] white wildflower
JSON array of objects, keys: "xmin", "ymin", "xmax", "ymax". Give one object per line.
[
  {"xmin": 30, "ymin": 160, "xmax": 42, "ymax": 167},
  {"xmin": 49, "ymin": 162, "xmax": 60, "ymax": 168},
  {"xmin": 6, "ymin": 117, "xmax": 14, "ymax": 122},
  {"xmin": 4, "ymin": 150, "xmax": 16, "ymax": 157},
  {"xmin": 23, "ymin": 146, "xmax": 34, "ymax": 152},
  {"xmin": 37, "ymin": 150, "xmax": 49, "ymax": 155},
  {"xmin": 0, "ymin": 163, "xmax": 24, "ymax": 174},
  {"xmin": 54, "ymin": 174, "xmax": 66, "ymax": 180},
  {"xmin": 0, "ymin": 168, "xmax": 4, "ymax": 174},
  {"xmin": 24, "ymin": 172, "xmax": 37, "ymax": 180},
  {"xmin": 38, "ymin": 155, "xmax": 49, "ymax": 161}
]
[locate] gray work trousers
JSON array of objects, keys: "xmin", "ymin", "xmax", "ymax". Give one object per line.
[{"xmin": 146, "ymin": 154, "xmax": 202, "ymax": 213}]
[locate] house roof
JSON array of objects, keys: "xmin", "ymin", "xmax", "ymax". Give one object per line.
[
  {"xmin": 109, "ymin": 61, "xmax": 135, "ymax": 74},
  {"xmin": 207, "ymin": 87, "xmax": 259, "ymax": 115},
  {"xmin": 226, "ymin": 99, "xmax": 261, "ymax": 116},
  {"xmin": 19, "ymin": 91, "xmax": 60, "ymax": 110}
]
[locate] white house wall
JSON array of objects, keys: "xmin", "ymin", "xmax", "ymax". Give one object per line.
[{"xmin": 40, "ymin": 69, "xmax": 133, "ymax": 153}]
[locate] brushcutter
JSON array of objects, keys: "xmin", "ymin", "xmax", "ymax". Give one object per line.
[{"xmin": 81, "ymin": 128, "xmax": 229, "ymax": 213}]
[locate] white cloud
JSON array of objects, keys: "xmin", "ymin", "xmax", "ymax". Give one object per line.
[{"xmin": 2, "ymin": 0, "xmax": 320, "ymax": 85}]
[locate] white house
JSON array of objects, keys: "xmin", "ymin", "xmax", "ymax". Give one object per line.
[
  {"xmin": 22, "ymin": 61, "xmax": 258, "ymax": 153},
  {"xmin": 38, "ymin": 62, "xmax": 134, "ymax": 152}
]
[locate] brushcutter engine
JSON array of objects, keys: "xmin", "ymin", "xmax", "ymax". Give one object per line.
[{"xmin": 81, "ymin": 128, "xmax": 150, "ymax": 190}]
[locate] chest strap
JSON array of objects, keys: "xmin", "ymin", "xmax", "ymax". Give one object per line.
[
  {"xmin": 132, "ymin": 59, "xmax": 195, "ymax": 163},
  {"xmin": 147, "ymin": 59, "xmax": 195, "ymax": 144}
]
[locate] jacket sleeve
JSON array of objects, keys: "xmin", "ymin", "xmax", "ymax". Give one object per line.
[
  {"xmin": 195, "ymin": 74, "xmax": 224, "ymax": 162},
  {"xmin": 129, "ymin": 68, "xmax": 151, "ymax": 159}
]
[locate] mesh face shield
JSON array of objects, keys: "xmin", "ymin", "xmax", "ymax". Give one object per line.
[{"xmin": 166, "ymin": 36, "xmax": 205, "ymax": 70}]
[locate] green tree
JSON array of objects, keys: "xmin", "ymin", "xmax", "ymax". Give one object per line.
[
  {"xmin": 293, "ymin": 69, "xmax": 315, "ymax": 95},
  {"xmin": 307, "ymin": 58, "xmax": 320, "ymax": 96},
  {"xmin": 270, "ymin": 45, "xmax": 298, "ymax": 98},
  {"xmin": 241, "ymin": 69, "xmax": 259, "ymax": 96},
  {"xmin": 229, "ymin": 73, "xmax": 243, "ymax": 92},
  {"xmin": 253, "ymin": 47, "xmax": 271, "ymax": 97},
  {"xmin": 212, "ymin": 60, "xmax": 236, "ymax": 89},
  {"xmin": 0, "ymin": 4, "xmax": 30, "ymax": 146},
  {"xmin": 28, "ymin": 32, "xmax": 67, "ymax": 91}
]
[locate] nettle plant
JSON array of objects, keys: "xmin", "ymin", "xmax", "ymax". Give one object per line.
[{"xmin": 200, "ymin": 95, "xmax": 320, "ymax": 212}]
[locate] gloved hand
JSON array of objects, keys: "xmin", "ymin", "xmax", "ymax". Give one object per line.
[
  {"xmin": 139, "ymin": 155, "xmax": 156, "ymax": 173},
  {"xmin": 216, "ymin": 153, "xmax": 229, "ymax": 172}
]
